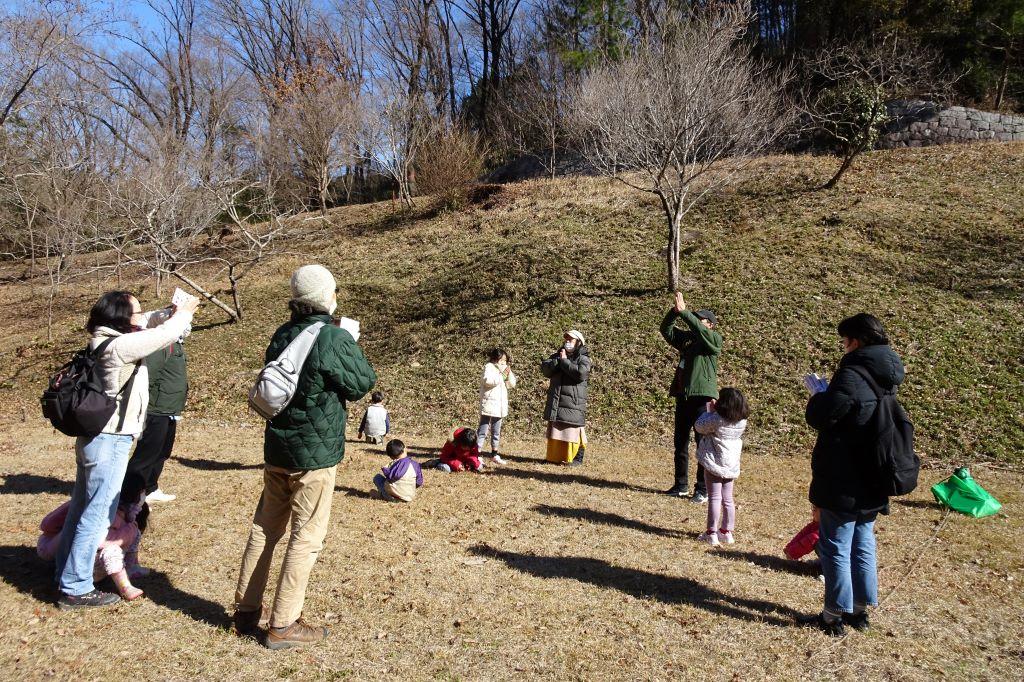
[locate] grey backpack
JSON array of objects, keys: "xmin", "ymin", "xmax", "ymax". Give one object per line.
[{"xmin": 248, "ymin": 321, "xmax": 326, "ymax": 420}]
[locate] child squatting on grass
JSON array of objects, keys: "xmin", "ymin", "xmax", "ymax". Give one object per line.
[
  {"xmin": 373, "ymin": 439, "xmax": 423, "ymax": 502},
  {"xmin": 438, "ymin": 427, "xmax": 485, "ymax": 472},
  {"xmin": 694, "ymin": 388, "xmax": 749, "ymax": 547},
  {"xmin": 38, "ymin": 472, "xmax": 152, "ymax": 601}
]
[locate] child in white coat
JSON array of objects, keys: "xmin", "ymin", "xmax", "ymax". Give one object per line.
[
  {"xmin": 478, "ymin": 348, "xmax": 517, "ymax": 464},
  {"xmin": 694, "ymin": 388, "xmax": 749, "ymax": 547}
]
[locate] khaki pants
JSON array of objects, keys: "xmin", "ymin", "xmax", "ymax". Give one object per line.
[{"xmin": 234, "ymin": 464, "xmax": 337, "ymax": 628}]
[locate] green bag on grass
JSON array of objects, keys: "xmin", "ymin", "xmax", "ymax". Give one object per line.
[{"xmin": 931, "ymin": 467, "xmax": 1002, "ymax": 518}]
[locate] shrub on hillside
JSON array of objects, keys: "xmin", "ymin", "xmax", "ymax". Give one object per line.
[{"xmin": 414, "ymin": 126, "xmax": 486, "ymax": 210}]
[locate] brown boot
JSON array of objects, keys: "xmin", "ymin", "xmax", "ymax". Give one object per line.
[
  {"xmin": 264, "ymin": 617, "xmax": 328, "ymax": 650},
  {"xmin": 233, "ymin": 606, "xmax": 268, "ymax": 638}
]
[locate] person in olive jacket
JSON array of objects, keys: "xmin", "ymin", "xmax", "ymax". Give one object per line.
[
  {"xmin": 660, "ymin": 291, "xmax": 722, "ymax": 501},
  {"xmin": 798, "ymin": 313, "xmax": 904, "ymax": 637},
  {"xmin": 233, "ymin": 265, "xmax": 377, "ymax": 650},
  {"xmin": 126, "ymin": 325, "xmax": 190, "ymax": 504}
]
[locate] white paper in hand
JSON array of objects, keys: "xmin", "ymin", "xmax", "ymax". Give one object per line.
[
  {"xmin": 172, "ymin": 287, "xmax": 198, "ymax": 307},
  {"xmin": 803, "ymin": 373, "xmax": 829, "ymax": 395},
  {"xmin": 336, "ymin": 317, "xmax": 360, "ymax": 342}
]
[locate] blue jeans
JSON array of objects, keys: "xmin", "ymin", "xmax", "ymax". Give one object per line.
[
  {"xmin": 55, "ymin": 433, "xmax": 134, "ymax": 595},
  {"xmin": 818, "ymin": 508, "xmax": 879, "ymax": 614},
  {"xmin": 372, "ymin": 473, "xmax": 395, "ymax": 501}
]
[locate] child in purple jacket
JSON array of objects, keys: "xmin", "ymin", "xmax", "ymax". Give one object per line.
[{"xmin": 373, "ymin": 439, "xmax": 423, "ymax": 502}]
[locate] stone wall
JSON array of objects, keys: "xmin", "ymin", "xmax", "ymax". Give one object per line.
[{"xmin": 878, "ymin": 100, "xmax": 1024, "ymax": 148}]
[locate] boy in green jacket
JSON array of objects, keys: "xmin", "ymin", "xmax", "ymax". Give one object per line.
[{"xmin": 660, "ymin": 292, "xmax": 722, "ymax": 502}]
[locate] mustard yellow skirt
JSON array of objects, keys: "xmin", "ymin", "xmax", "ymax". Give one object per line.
[{"xmin": 545, "ymin": 422, "xmax": 587, "ymax": 464}]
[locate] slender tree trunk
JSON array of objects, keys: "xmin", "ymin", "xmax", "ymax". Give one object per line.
[
  {"xmin": 229, "ymin": 265, "xmax": 243, "ymax": 321},
  {"xmin": 660, "ymin": 193, "xmax": 682, "ymax": 291},
  {"xmin": 823, "ymin": 106, "xmax": 881, "ymax": 189},
  {"xmin": 994, "ymin": 42, "xmax": 1012, "ymax": 110}
]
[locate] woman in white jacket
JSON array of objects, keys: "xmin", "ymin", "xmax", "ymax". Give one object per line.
[
  {"xmin": 55, "ymin": 290, "xmax": 198, "ymax": 610},
  {"xmin": 477, "ymin": 348, "xmax": 517, "ymax": 464}
]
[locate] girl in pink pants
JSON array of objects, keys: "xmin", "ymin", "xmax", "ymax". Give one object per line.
[{"xmin": 693, "ymin": 388, "xmax": 749, "ymax": 547}]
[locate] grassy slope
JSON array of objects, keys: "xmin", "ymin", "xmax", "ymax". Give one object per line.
[{"xmin": 1, "ymin": 143, "xmax": 1022, "ymax": 462}]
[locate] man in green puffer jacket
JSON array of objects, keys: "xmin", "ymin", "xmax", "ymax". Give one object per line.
[
  {"xmin": 233, "ymin": 265, "xmax": 376, "ymax": 650},
  {"xmin": 660, "ymin": 291, "xmax": 722, "ymax": 502}
]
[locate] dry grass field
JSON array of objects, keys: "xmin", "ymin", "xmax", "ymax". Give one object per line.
[
  {"xmin": 0, "ymin": 423, "xmax": 1021, "ymax": 681},
  {"xmin": 1, "ymin": 144, "xmax": 1023, "ymax": 679}
]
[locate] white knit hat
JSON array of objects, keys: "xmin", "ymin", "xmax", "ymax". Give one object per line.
[
  {"xmin": 290, "ymin": 264, "xmax": 337, "ymax": 313},
  {"xmin": 565, "ymin": 329, "xmax": 586, "ymax": 346}
]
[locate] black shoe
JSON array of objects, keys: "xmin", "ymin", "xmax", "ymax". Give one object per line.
[
  {"xmin": 846, "ymin": 611, "xmax": 870, "ymax": 632},
  {"xmin": 796, "ymin": 612, "xmax": 845, "ymax": 637},
  {"xmin": 58, "ymin": 589, "xmax": 121, "ymax": 611},
  {"xmin": 664, "ymin": 486, "xmax": 688, "ymax": 497}
]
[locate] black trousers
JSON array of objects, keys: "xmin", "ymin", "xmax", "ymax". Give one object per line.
[
  {"xmin": 128, "ymin": 414, "xmax": 178, "ymax": 494},
  {"xmin": 674, "ymin": 395, "xmax": 710, "ymax": 493}
]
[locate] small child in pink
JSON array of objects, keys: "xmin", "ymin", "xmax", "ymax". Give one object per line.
[{"xmin": 38, "ymin": 473, "xmax": 150, "ymax": 600}]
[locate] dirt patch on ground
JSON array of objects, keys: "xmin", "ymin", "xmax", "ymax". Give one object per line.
[{"xmin": 0, "ymin": 422, "xmax": 1021, "ymax": 681}]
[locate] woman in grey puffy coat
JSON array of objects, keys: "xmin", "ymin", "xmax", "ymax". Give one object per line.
[{"xmin": 540, "ymin": 330, "xmax": 592, "ymax": 466}]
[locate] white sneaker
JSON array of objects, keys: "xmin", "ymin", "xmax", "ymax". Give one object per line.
[
  {"xmin": 719, "ymin": 531, "xmax": 735, "ymax": 545},
  {"xmin": 697, "ymin": 531, "xmax": 720, "ymax": 547},
  {"xmin": 146, "ymin": 489, "xmax": 176, "ymax": 503},
  {"xmin": 491, "ymin": 454, "xmax": 505, "ymax": 465}
]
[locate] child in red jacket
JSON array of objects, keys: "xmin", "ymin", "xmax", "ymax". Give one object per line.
[{"xmin": 438, "ymin": 427, "xmax": 484, "ymax": 472}]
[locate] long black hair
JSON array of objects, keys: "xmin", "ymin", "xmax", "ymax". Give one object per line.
[
  {"xmin": 716, "ymin": 388, "xmax": 750, "ymax": 423},
  {"xmin": 488, "ymin": 348, "xmax": 508, "ymax": 364},
  {"xmin": 86, "ymin": 291, "xmax": 136, "ymax": 334},
  {"xmin": 837, "ymin": 313, "xmax": 889, "ymax": 346}
]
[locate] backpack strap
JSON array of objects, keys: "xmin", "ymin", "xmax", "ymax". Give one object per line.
[
  {"xmin": 91, "ymin": 337, "xmax": 116, "ymax": 358},
  {"xmin": 115, "ymin": 362, "xmax": 141, "ymax": 432},
  {"xmin": 847, "ymin": 365, "xmax": 890, "ymax": 399}
]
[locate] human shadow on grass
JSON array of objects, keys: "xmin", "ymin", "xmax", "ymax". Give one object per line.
[
  {"xmin": 714, "ymin": 550, "xmax": 822, "ymax": 578},
  {"xmin": 335, "ymin": 484, "xmax": 378, "ymax": 500},
  {"xmin": 471, "ymin": 544, "xmax": 799, "ymax": 627},
  {"xmin": 0, "ymin": 473, "xmax": 74, "ymax": 496},
  {"xmin": 533, "ymin": 505, "xmax": 685, "ymax": 539},
  {"xmin": 140, "ymin": 571, "xmax": 229, "ymax": 628},
  {"xmin": 172, "ymin": 455, "xmax": 263, "ymax": 472},
  {"xmin": 0, "ymin": 545, "xmax": 58, "ymax": 603},
  {"xmin": 0, "ymin": 545, "xmax": 229, "ymax": 628},
  {"xmin": 486, "ymin": 467, "xmax": 661, "ymax": 494}
]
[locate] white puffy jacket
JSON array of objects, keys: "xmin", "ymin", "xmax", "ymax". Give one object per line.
[
  {"xmin": 695, "ymin": 412, "xmax": 746, "ymax": 480},
  {"xmin": 479, "ymin": 362, "xmax": 517, "ymax": 418}
]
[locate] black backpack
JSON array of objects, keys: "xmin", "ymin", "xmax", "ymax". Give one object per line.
[
  {"xmin": 41, "ymin": 338, "xmax": 139, "ymax": 438},
  {"xmin": 849, "ymin": 365, "xmax": 919, "ymax": 496}
]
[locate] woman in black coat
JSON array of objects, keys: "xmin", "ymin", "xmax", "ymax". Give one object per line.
[
  {"xmin": 540, "ymin": 330, "xmax": 592, "ymax": 466},
  {"xmin": 800, "ymin": 313, "xmax": 905, "ymax": 636}
]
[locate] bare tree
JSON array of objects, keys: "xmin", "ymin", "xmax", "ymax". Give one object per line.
[
  {"xmin": 493, "ymin": 46, "xmax": 573, "ymax": 179},
  {"xmin": 0, "ymin": 0, "xmax": 91, "ymax": 129},
  {"xmin": 0, "ymin": 81, "xmax": 108, "ymax": 338},
  {"xmin": 571, "ymin": 1, "xmax": 791, "ymax": 291},
  {"xmin": 451, "ymin": 0, "xmax": 525, "ymax": 130},
  {"xmin": 267, "ymin": 54, "xmax": 363, "ymax": 215},
  {"xmin": 801, "ymin": 33, "xmax": 950, "ymax": 189},
  {"xmin": 102, "ymin": 157, "xmax": 290, "ymax": 322},
  {"xmin": 362, "ymin": 84, "xmax": 443, "ymax": 207}
]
